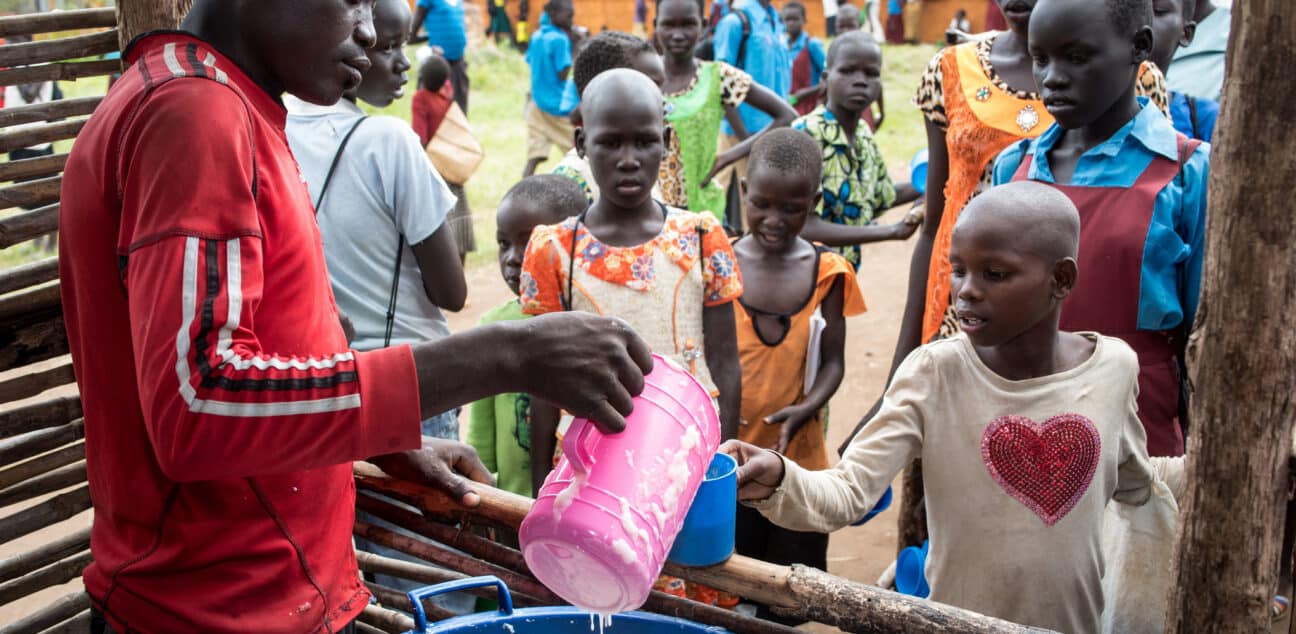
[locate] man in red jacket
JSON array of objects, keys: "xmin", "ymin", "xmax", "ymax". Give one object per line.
[{"xmin": 58, "ymin": 2, "xmax": 651, "ymax": 632}]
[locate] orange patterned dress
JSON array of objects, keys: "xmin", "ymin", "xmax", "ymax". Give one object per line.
[{"xmin": 915, "ymin": 36, "xmax": 1167, "ymax": 343}]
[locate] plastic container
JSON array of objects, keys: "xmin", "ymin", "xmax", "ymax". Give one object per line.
[
  {"xmin": 668, "ymin": 452, "xmax": 737, "ymax": 566},
  {"xmin": 910, "ymin": 149, "xmax": 929, "ymax": 195},
  {"xmin": 850, "ymin": 485, "xmax": 893, "ymax": 526},
  {"xmin": 895, "ymin": 540, "xmax": 930, "ymax": 598},
  {"xmin": 519, "ymin": 354, "xmax": 722, "ymax": 614},
  {"xmin": 403, "ymin": 577, "xmax": 728, "ymax": 633}
]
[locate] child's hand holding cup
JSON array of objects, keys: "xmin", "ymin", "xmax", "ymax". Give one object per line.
[{"xmin": 719, "ymin": 439, "xmax": 786, "ymax": 501}]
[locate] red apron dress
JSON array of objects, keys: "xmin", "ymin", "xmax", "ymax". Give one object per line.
[{"xmin": 1012, "ymin": 136, "xmax": 1201, "ymax": 457}]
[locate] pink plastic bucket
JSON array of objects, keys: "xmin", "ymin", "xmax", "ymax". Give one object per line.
[{"xmin": 519, "ymin": 354, "xmax": 721, "ymax": 614}]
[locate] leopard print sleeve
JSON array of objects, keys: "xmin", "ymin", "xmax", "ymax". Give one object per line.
[
  {"xmin": 718, "ymin": 61, "xmax": 753, "ymax": 109},
  {"xmin": 1135, "ymin": 61, "xmax": 1170, "ymax": 116},
  {"xmin": 914, "ymin": 50, "xmax": 948, "ymax": 130}
]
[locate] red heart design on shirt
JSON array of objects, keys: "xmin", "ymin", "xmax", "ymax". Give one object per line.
[{"xmin": 980, "ymin": 414, "xmax": 1101, "ymax": 526}]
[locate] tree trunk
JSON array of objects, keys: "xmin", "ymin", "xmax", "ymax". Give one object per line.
[
  {"xmin": 1166, "ymin": 1, "xmax": 1296, "ymax": 631},
  {"xmin": 116, "ymin": 0, "xmax": 193, "ymax": 52}
]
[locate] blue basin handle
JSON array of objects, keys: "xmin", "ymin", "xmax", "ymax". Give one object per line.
[{"xmin": 406, "ymin": 576, "xmax": 515, "ymax": 633}]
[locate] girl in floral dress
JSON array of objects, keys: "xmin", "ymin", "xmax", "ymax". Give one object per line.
[
  {"xmin": 655, "ymin": 0, "xmax": 797, "ymax": 221},
  {"xmin": 520, "ymin": 69, "xmax": 743, "ymax": 496}
]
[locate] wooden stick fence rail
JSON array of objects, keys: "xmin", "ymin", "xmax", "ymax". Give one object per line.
[
  {"xmin": 0, "ymin": 257, "xmax": 59, "ymax": 298},
  {"xmin": 0, "ymin": 99, "xmax": 100, "ymax": 131},
  {"xmin": 359, "ymin": 604, "xmax": 416, "ymax": 634},
  {"xmin": 0, "ymin": 460, "xmax": 84, "ymax": 508},
  {"xmin": 0, "ymin": 153, "xmax": 68, "ymax": 183},
  {"xmin": 0, "ymin": 60, "xmax": 118, "ymax": 88},
  {"xmin": 0, "ymin": 419, "xmax": 82, "ymax": 466},
  {"xmin": 0, "ymin": 8, "xmax": 118, "ymax": 37},
  {"xmin": 0, "ymin": 483, "xmax": 89, "ymax": 546},
  {"xmin": 0, "ymin": 30, "xmax": 119, "ymax": 68},
  {"xmin": 0, "ymin": 119, "xmax": 86, "ymax": 154},
  {"xmin": 0, "ymin": 590, "xmax": 90, "ymax": 634},
  {"xmin": 0, "ymin": 525, "xmax": 89, "ymax": 581},
  {"xmin": 0, "ymin": 439, "xmax": 81, "ymax": 491},
  {"xmin": 33, "ymin": 610, "xmax": 90, "ymax": 634},
  {"xmin": 0, "ymin": 549, "xmax": 92, "ymax": 607},
  {"xmin": 365, "ymin": 581, "xmax": 458, "ymax": 624},
  {"xmin": 0, "ymin": 282, "xmax": 60, "ymax": 324},
  {"xmin": 0, "ymin": 175, "xmax": 61, "ymax": 211},
  {"xmin": 0, "ymin": 358, "xmax": 72, "ymax": 405},
  {"xmin": 0, "ymin": 393, "xmax": 82, "ymax": 439},
  {"xmin": 0, "ymin": 313, "xmax": 69, "ymax": 373},
  {"xmin": 0, "ymin": 203, "xmax": 58, "ymax": 249}
]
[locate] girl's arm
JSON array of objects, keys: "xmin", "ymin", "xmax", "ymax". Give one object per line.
[
  {"xmin": 412, "ymin": 223, "xmax": 468, "ymax": 311},
  {"xmin": 765, "ymin": 276, "xmax": 847, "ymax": 454},
  {"xmin": 707, "ymin": 84, "xmax": 798, "ymax": 185},
  {"xmin": 703, "ymin": 302, "xmax": 742, "ymax": 441},
  {"xmin": 529, "ymin": 400, "xmax": 560, "ymax": 496},
  {"xmin": 799, "ymin": 212, "xmax": 918, "ymax": 246}
]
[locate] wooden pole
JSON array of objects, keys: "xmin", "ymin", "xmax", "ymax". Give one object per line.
[
  {"xmin": 0, "ymin": 30, "xmax": 119, "ymax": 68},
  {"xmin": 0, "ymin": 484, "xmax": 90, "ymax": 546},
  {"xmin": 0, "ymin": 461, "xmax": 86, "ymax": 508},
  {"xmin": 0, "ymin": 313, "xmax": 69, "ymax": 373},
  {"xmin": 358, "ymin": 604, "xmax": 415, "ymax": 634},
  {"xmin": 0, "ymin": 550, "xmax": 92, "ymax": 607},
  {"xmin": 1166, "ymin": 1, "xmax": 1296, "ymax": 631},
  {"xmin": 116, "ymin": 0, "xmax": 194, "ymax": 52},
  {"xmin": 0, "ymin": 419, "xmax": 83, "ymax": 467},
  {"xmin": 0, "ymin": 8, "xmax": 118, "ymax": 37},
  {"xmin": 0, "ymin": 525, "xmax": 90, "ymax": 581},
  {"xmin": 0, "ymin": 592, "xmax": 89, "ymax": 634},
  {"xmin": 0, "ymin": 203, "xmax": 58, "ymax": 249},
  {"xmin": 0, "ymin": 257, "xmax": 59, "ymax": 298},
  {"xmin": 0, "ymin": 153, "xmax": 68, "ymax": 183},
  {"xmin": 0, "ymin": 98, "xmax": 101, "ymax": 130}
]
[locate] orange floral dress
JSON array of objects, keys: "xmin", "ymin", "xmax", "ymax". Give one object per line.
[
  {"xmin": 519, "ymin": 207, "xmax": 743, "ymax": 395},
  {"xmin": 914, "ymin": 36, "xmax": 1168, "ymax": 343},
  {"xmin": 735, "ymin": 248, "xmax": 866, "ymax": 470}
]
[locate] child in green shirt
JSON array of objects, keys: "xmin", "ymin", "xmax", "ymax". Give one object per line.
[{"xmin": 466, "ymin": 175, "xmax": 589, "ymax": 496}]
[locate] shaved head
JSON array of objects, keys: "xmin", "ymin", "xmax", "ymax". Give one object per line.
[
  {"xmin": 956, "ymin": 182, "xmax": 1080, "ymax": 263},
  {"xmin": 581, "ymin": 68, "xmax": 663, "ymax": 123}
]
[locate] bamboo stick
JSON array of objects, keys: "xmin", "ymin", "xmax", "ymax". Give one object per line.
[
  {"xmin": 0, "ymin": 202, "xmax": 57, "ymax": 249},
  {"xmin": 0, "ymin": 394, "xmax": 82, "ymax": 440},
  {"xmin": 0, "ymin": 419, "xmax": 82, "ymax": 466},
  {"xmin": 0, "ymin": 591, "xmax": 89, "ymax": 634},
  {"xmin": 0, "ymin": 283, "xmax": 61, "ymax": 324},
  {"xmin": 0, "ymin": 313, "xmax": 68, "ymax": 373},
  {"xmin": 359, "ymin": 604, "xmax": 415, "ymax": 634},
  {"xmin": 0, "ymin": 484, "xmax": 89, "ymax": 546},
  {"xmin": 356, "ymin": 492, "xmax": 529, "ymax": 574},
  {"xmin": 36, "ymin": 610, "xmax": 91, "ymax": 634},
  {"xmin": 0, "ymin": 525, "xmax": 89, "ymax": 580},
  {"xmin": 0, "ymin": 119, "xmax": 85, "ymax": 153},
  {"xmin": 642, "ymin": 589, "xmax": 802, "ymax": 634},
  {"xmin": 0, "ymin": 460, "xmax": 86, "ymax": 508},
  {"xmin": 353, "ymin": 620, "xmax": 387, "ymax": 634},
  {"xmin": 0, "ymin": 549, "xmax": 92, "ymax": 607},
  {"xmin": 0, "ymin": 359, "xmax": 73, "ymax": 405},
  {"xmin": 0, "ymin": 30, "xmax": 119, "ymax": 68},
  {"xmin": 354, "ymin": 519, "xmax": 561, "ymax": 605},
  {"xmin": 364, "ymin": 581, "xmax": 457, "ymax": 623},
  {"xmin": 0, "ymin": 153, "xmax": 67, "ymax": 183},
  {"xmin": 0, "ymin": 60, "xmax": 119, "ymax": 88},
  {"xmin": 0, "ymin": 441, "xmax": 82, "ymax": 491},
  {"xmin": 0, "ymin": 175, "xmax": 60, "ymax": 211},
  {"xmin": 0, "ymin": 8, "xmax": 118, "ymax": 37},
  {"xmin": 0, "ymin": 257, "xmax": 59, "ymax": 298}
]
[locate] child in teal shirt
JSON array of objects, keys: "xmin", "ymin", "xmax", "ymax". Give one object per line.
[{"xmin": 466, "ymin": 175, "xmax": 589, "ymax": 496}]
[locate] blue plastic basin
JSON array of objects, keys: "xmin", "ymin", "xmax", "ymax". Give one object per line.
[
  {"xmin": 910, "ymin": 149, "xmax": 929, "ymax": 195},
  {"xmin": 405, "ymin": 577, "xmax": 728, "ymax": 633}
]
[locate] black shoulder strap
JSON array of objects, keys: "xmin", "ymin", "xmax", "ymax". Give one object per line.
[
  {"xmin": 734, "ymin": 9, "xmax": 752, "ymax": 68},
  {"xmin": 1186, "ymin": 95, "xmax": 1200, "ymax": 141},
  {"xmin": 315, "ymin": 117, "xmax": 367, "ymax": 211},
  {"xmin": 564, "ymin": 211, "xmax": 587, "ymax": 311}
]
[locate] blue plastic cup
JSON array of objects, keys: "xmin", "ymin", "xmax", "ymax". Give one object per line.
[
  {"xmin": 668, "ymin": 452, "xmax": 737, "ymax": 567},
  {"xmin": 895, "ymin": 540, "xmax": 930, "ymax": 598},
  {"xmin": 850, "ymin": 485, "xmax": 893, "ymax": 526},
  {"xmin": 910, "ymin": 149, "xmax": 929, "ymax": 195}
]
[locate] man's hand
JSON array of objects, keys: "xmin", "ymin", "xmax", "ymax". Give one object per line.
[
  {"xmin": 369, "ymin": 439, "xmax": 494, "ymax": 507},
  {"xmin": 720, "ymin": 439, "xmax": 786, "ymax": 501},
  {"xmin": 511, "ymin": 313, "xmax": 654, "ymax": 434},
  {"xmin": 764, "ymin": 404, "xmax": 814, "ymax": 454}
]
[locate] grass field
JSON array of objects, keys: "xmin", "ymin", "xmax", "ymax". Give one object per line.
[{"xmin": 29, "ymin": 41, "xmax": 939, "ymax": 271}]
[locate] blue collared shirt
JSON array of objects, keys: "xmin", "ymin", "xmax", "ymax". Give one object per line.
[
  {"xmin": 526, "ymin": 18, "xmax": 574, "ymax": 117},
  {"xmin": 417, "ymin": 0, "xmax": 468, "ymax": 61},
  {"xmin": 992, "ymin": 99, "xmax": 1211, "ymax": 333},
  {"xmin": 788, "ymin": 32, "xmax": 825, "ymax": 87},
  {"xmin": 715, "ymin": 0, "xmax": 789, "ymax": 136},
  {"xmin": 1167, "ymin": 5, "xmax": 1229, "ymax": 101}
]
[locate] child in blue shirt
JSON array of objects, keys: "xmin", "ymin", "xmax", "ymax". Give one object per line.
[
  {"xmin": 993, "ymin": 0, "xmax": 1209, "ymax": 458},
  {"xmin": 524, "ymin": 0, "xmax": 577, "ymax": 177},
  {"xmin": 1149, "ymin": 0, "xmax": 1219, "ymax": 142},
  {"xmin": 783, "ymin": 1, "xmax": 826, "ymax": 116}
]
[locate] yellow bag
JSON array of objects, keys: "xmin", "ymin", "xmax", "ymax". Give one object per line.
[{"xmin": 426, "ymin": 102, "xmax": 484, "ymax": 185}]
